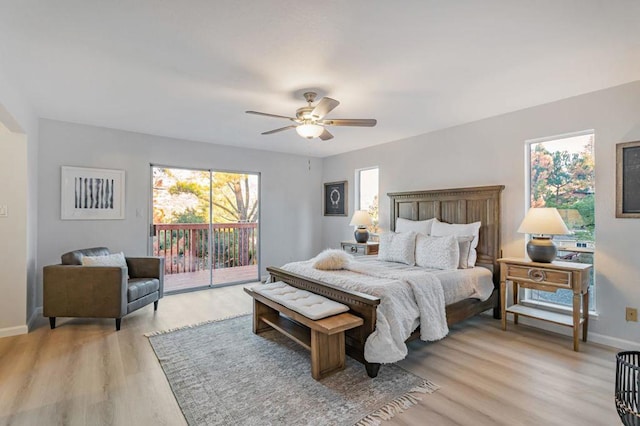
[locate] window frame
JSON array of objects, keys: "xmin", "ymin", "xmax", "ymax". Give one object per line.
[
  {"xmin": 522, "ymin": 130, "xmax": 597, "ymax": 313},
  {"xmin": 355, "ymin": 166, "xmax": 379, "ymax": 234}
]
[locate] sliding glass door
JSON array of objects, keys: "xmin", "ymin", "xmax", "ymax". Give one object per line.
[
  {"xmin": 210, "ymin": 171, "xmax": 259, "ymax": 286},
  {"xmin": 151, "ymin": 166, "xmax": 260, "ymax": 293}
]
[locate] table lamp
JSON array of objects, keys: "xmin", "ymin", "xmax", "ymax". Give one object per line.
[
  {"xmin": 517, "ymin": 207, "xmax": 570, "ymax": 262},
  {"xmin": 349, "ymin": 210, "xmax": 373, "ymax": 243}
]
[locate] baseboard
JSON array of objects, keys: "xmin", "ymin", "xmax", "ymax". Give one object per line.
[
  {"xmin": 0, "ymin": 306, "xmax": 42, "ymax": 338},
  {"xmin": 502, "ymin": 315, "xmax": 640, "ymax": 351},
  {"xmin": 27, "ymin": 306, "xmax": 43, "ymax": 332},
  {"xmin": 0, "ymin": 324, "xmax": 28, "ymax": 338},
  {"xmin": 587, "ymin": 331, "xmax": 640, "ymax": 351}
]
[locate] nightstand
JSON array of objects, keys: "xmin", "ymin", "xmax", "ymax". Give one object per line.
[
  {"xmin": 498, "ymin": 257, "xmax": 592, "ymax": 351},
  {"xmin": 340, "ymin": 241, "xmax": 379, "ymax": 256}
]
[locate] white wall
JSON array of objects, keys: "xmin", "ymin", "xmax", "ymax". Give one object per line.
[
  {"xmin": 322, "ymin": 80, "xmax": 640, "ymax": 348},
  {"xmin": 0, "ymin": 64, "xmax": 38, "ymax": 337},
  {"xmin": 0, "ymin": 129, "xmax": 27, "ymax": 335},
  {"xmin": 36, "ymin": 119, "xmax": 323, "ymax": 307}
]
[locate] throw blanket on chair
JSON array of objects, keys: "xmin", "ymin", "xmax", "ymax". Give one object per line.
[{"xmin": 280, "ymin": 259, "xmax": 448, "ymax": 363}]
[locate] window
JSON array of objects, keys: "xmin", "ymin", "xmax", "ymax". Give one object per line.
[
  {"xmin": 525, "ymin": 132, "xmax": 595, "ymax": 310},
  {"xmin": 356, "ymin": 167, "xmax": 379, "ymax": 233}
]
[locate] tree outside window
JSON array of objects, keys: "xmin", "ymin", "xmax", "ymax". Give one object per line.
[
  {"xmin": 357, "ymin": 167, "xmax": 379, "ymax": 234},
  {"xmin": 527, "ymin": 133, "xmax": 596, "ymax": 310}
]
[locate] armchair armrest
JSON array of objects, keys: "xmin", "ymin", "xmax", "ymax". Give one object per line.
[
  {"xmin": 126, "ymin": 257, "xmax": 164, "ymax": 297},
  {"xmin": 43, "ymin": 265, "xmax": 128, "ymax": 318}
]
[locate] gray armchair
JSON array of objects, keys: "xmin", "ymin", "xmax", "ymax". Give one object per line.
[{"xmin": 43, "ymin": 247, "xmax": 164, "ymax": 330}]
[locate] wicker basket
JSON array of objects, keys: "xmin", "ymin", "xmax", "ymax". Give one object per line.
[{"xmin": 616, "ymin": 351, "xmax": 640, "ymax": 426}]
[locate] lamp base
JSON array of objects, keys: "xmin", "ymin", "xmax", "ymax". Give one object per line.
[
  {"xmin": 526, "ymin": 236, "xmax": 557, "ymax": 263},
  {"xmin": 354, "ymin": 228, "xmax": 369, "ymax": 243}
]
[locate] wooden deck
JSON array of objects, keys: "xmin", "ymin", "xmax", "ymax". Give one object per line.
[{"xmin": 164, "ymin": 265, "xmax": 259, "ymax": 292}]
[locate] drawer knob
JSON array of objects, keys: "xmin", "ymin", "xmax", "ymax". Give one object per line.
[
  {"xmin": 350, "ymin": 246, "xmax": 357, "ymax": 252},
  {"xmin": 528, "ymin": 268, "xmax": 546, "ymax": 282}
]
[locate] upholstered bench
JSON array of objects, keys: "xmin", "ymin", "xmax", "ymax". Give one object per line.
[{"xmin": 244, "ymin": 282, "xmax": 363, "ymax": 380}]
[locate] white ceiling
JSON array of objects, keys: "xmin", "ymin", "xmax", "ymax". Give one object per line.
[{"xmin": 1, "ymin": 1, "xmax": 639, "ymax": 157}]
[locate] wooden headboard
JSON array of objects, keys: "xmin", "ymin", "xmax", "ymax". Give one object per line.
[{"xmin": 388, "ymin": 185, "xmax": 505, "ymax": 282}]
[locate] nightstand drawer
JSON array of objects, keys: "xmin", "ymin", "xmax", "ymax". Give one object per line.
[
  {"xmin": 340, "ymin": 241, "xmax": 379, "ymax": 256},
  {"xmin": 342, "ymin": 244, "xmax": 365, "ymax": 255},
  {"xmin": 505, "ymin": 264, "xmax": 571, "ymax": 289}
]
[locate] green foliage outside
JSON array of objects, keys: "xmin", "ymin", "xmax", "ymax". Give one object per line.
[
  {"xmin": 172, "ymin": 207, "xmax": 206, "ymax": 224},
  {"xmin": 153, "ymin": 168, "xmax": 259, "ymax": 268},
  {"xmin": 367, "ymin": 195, "xmax": 379, "ymax": 233},
  {"xmin": 530, "ymin": 139, "xmax": 595, "ymax": 242},
  {"xmin": 166, "ymin": 172, "xmax": 258, "ymax": 223}
]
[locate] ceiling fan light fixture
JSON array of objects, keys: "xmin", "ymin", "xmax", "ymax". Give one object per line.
[
  {"xmin": 296, "ymin": 123, "xmax": 324, "ymax": 139},
  {"xmin": 246, "ymin": 92, "xmax": 376, "ymax": 140}
]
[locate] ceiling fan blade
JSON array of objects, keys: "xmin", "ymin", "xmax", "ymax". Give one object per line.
[
  {"xmin": 311, "ymin": 97, "xmax": 340, "ymax": 119},
  {"xmin": 318, "ymin": 128, "xmax": 334, "ymax": 141},
  {"xmin": 246, "ymin": 110, "xmax": 296, "ymax": 121},
  {"xmin": 261, "ymin": 125, "xmax": 297, "ymax": 135},
  {"xmin": 321, "ymin": 118, "xmax": 377, "ymax": 127}
]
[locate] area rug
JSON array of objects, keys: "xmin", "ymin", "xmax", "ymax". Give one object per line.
[{"xmin": 147, "ymin": 314, "xmax": 438, "ymax": 426}]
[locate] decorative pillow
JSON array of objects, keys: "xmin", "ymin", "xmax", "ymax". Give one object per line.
[
  {"xmin": 431, "ymin": 219, "xmax": 481, "ymax": 267},
  {"xmin": 455, "ymin": 235, "xmax": 474, "ymax": 269},
  {"xmin": 312, "ymin": 249, "xmax": 352, "ymax": 270},
  {"xmin": 395, "ymin": 217, "xmax": 435, "ymax": 235},
  {"xmin": 415, "ymin": 234, "xmax": 459, "ymax": 270},
  {"xmin": 378, "ymin": 231, "xmax": 417, "ymax": 265},
  {"xmin": 81, "ymin": 252, "xmax": 127, "ymax": 268}
]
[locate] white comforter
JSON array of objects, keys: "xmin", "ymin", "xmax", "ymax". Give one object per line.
[{"xmin": 280, "ymin": 259, "xmax": 449, "ymax": 363}]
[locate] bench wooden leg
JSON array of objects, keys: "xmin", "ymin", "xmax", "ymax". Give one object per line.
[
  {"xmin": 311, "ymin": 330, "xmax": 345, "ymax": 380},
  {"xmin": 252, "ymin": 299, "xmax": 278, "ymax": 334}
]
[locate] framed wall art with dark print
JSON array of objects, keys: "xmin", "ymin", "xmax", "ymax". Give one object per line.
[
  {"xmin": 61, "ymin": 166, "xmax": 125, "ymax": 220},
  {"xmin": 617, "ymin": 141, "xmax": 640, "ymax": 218},
  {"xmin": 323, "ymin": 180, "xmax": 347, "ymax": 216}
]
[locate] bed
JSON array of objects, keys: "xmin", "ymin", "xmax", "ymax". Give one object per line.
[{"xmin": 266, "ymin": 185, "xmax": 505, "ymax": 377}]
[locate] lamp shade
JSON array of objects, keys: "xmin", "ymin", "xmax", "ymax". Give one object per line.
[
  {"xmin": 349, "ymin": 210, "xmax": 373, "ymax": 227},
  {"xmin": 296, "ymin": 124, "xmax": 324, "ymax": 139},
  {"xmin": 517, "ymin": 208, "xmax": 570, "ymax": 235}
]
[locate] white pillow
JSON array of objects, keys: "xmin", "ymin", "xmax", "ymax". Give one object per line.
[
  {"xmin": 81, "ymin": 251, "xmax": 127, "ymax": 268},
  {"xmin": 455, "ymin": 235, "xmax": 474, "ymax": 269},
  {"xmin": 378, "ymin": 231, "xmax": 417, "ymax": 265},
  {"xmin": 395, "ymin": 217, "xmax": 435, "ymax": 235},
  {"xmin": 431, "ymin": 219, "xmax": 481, "ymax": 267},
  {"xmin": 312, "ymin": 249, "xmax": 352, "ymax": 270},
  {"xmin": 415, "ymin": 234, "xmax": 459, "ymax": 270}
]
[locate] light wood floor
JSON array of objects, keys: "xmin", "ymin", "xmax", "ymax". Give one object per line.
[{"xmin": 0, "ymin": 285, "xmax": 621, "ymax": 426}]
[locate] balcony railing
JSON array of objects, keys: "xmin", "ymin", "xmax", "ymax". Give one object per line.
[{"xmin": 152, "ymin": 222, "xmax": 258, "ymax": 275}]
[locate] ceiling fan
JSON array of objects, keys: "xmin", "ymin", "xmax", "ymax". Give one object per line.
[{"xmin": 246, "ymin": 92, "xmax": 377, "ymax": 141}]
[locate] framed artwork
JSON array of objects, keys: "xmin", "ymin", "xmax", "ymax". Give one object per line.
[
  {"xmin": 61, "ymin": 166, "xmax": 125, "ymax": 220},
  {"xmin": 616, "ymin": 141, "xmax": 640, "ymax": 218},
  {"xmin": 323, "ymin": 180, "xmax": 347, "ymax": 216}
]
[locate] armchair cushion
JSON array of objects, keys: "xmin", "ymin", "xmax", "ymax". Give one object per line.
[{"xmin": 128, "ymin": 278, "xmax": 160, "ymax": 301}]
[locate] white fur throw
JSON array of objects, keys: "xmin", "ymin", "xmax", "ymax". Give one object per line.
[
  {"xmin": 312, "ymin": 249, "xmax": 352, "ymax": 270},
  {"xmin": 81, "ymin": 251, "xmax": 127, "ymax": 268}
]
